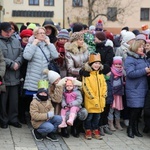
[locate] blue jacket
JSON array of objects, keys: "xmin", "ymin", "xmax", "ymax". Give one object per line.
[{"xmin": 124, "ymin": 51, "xmax": 149, "ymax": 108}]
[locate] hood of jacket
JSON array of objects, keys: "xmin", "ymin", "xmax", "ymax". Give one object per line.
[{"xmin": 64, "ymin": 41, "xmax": 88, "ymax": 54}]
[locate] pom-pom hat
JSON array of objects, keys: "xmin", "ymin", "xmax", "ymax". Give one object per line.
[
  {"xmin": 70, "ymin": 32, "xmax": 84, "ymax": 42},
  {"xmin": 95, "ymin": 19, "xmax": 103, "ymax": 31}
]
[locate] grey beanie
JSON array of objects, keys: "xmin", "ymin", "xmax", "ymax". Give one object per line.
[{"xmin": 57, "ymin": 29, "xmax": 69, "ymax": 40}]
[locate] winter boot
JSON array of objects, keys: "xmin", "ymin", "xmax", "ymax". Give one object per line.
[
  {"xmin": 92, "ymin": 129, "xmax": 102, "ymax": 140},
  {"xmin": 133, "ymin": 121, "xmax": 143, "ymax": 137},
  {"xmin": 127, "ymin": 126, "xmax": 134, "ymax": 138},
  {"xmin": 115, "ymin": 119, "xmax": 123, "ymax": 131},
  {"xmin": 67, "ymin": 113, "xmax": 76, "ymax": 126},
  {"xmin": 99, "ymin": 126, "xmax": 105, "ymax": 136},
  {"xmin": 103, "ymin": 125, "xmax": 112, "ymax": 135},
  {"xmin": 61, "ymin": 127, "xmax": 69, "ymax": 138},
  {"xmin": 108, "ymin": 120, "xmax": 116, "ymax": 131},
  {"xmin": 59, "ymin": 116, "xmax": 67, "ymax": 128},
  {"xmin": 85, "ymin": 129, "xmax": 92, "ymax": 140}
]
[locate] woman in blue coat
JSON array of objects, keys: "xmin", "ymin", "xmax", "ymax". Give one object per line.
[{"xmin": 124, "ymin": 39, "xmax": 150, "ymax": 138}]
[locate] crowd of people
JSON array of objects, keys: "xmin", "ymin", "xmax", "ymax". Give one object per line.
[{"xmin": 0, "ymin": 19, "xmax": 150, "ymax": 142}]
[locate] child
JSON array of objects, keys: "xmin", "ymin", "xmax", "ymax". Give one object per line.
[
  {"xmin": 82, "ymin": 53, "xmax": 107, "ymax": 140},
  {"xmin": 108, "ymin": 56, "xmax": 124, "ymax": 131},
  {"xmin": 30, "ymin": 80, "xmax": 62, "ymax": 142},
  {"xmin": 59, "ymin": 77, "xmax": 83, "ymax": 128},
  {"xmin": 55, "ymin": 29, "xmax": 70, "ymax": 77}
]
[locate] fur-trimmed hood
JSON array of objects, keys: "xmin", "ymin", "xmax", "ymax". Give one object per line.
[
  {"xmin": 64, "ymin": 41, "xmax": 88, "ymax": 54},
  {"xmin": 83, "ymin": 62, "xmax": 104, "ymax": 72}
]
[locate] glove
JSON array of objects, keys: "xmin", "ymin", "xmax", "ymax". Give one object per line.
[
  {"xmin": 47, "ymin": 111, "xmax": 54, "ymax": 119},
  {"xmin": 57, "ymin": 78, "xmax": 66, "ymax": 86},
  {"xmin": 79, "ymin": 69, "xmax": 90, "ymax": 77}
]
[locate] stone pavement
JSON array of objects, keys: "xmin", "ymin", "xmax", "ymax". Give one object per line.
[{"xmin": 0, "ymin": 121, "xmax": 150, "ymax": 150}]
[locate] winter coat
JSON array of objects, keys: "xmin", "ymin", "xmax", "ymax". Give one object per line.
[
  {"xmin": 23, "ymin": 36, "xmax": 59, "ymax": 91},
  {"xmin": 95, "ymin": 42, "xmax": 114, "ymax": 67},
  {"xmin": 65, "ymin": 41, "xmax": 89, "ymax": 80},
  {"xmin": 0, "ymin": 36, "xmax": 23, "ymax": 86},
  {"xmin": 124, "ymin": 50, "xmax": 149, "ymax": 108},
  {"xmin": 0, "ymin": 49, "xmax": 6, "ymax": 93},
  {"xmin": 30, "ymin": 95, "xmax": 54, "ymax": 129},
  {"xmin": 61, "ymin": 87, "xmax": 83, "ymax": 109},
  {"xmin": 82, "ymin": 63, "xmax": 107, "ymax": 113}
]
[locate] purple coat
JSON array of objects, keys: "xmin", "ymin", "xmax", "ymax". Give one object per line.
[{"xmin": 124, "ymin": 51, "xmax": 149, "ymax": 108}]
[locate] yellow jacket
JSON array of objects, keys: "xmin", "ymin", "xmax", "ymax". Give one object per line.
[{"xmin": 82, "ymin": 71, "xmax": 107, "ymax": 113}]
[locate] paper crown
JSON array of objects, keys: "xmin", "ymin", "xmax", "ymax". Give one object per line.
[
  {"xmin": 141, "ymin": 25, "xmax": 149, "ymax": 31},
  {"xmin": 88, "ymin": 53, "xmax": 101, "ymax": 64},
  {"xmin": 38, "ymin": 80, "xmax": 49, "ymax": 89}
]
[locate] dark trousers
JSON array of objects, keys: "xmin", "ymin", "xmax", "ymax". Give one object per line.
[
  {"xmin": 129, "ymin": 107, "xmax": 142, "ymax": 127},
  {"xmin": 99, "ymin": 104, "xmax": 110, "ymax": 126},
  {"xmin": 0, "ymin": 85, "xmax": 19, "ymax": 124},
  {"xmin": 84, "ymin": 113, "xmax": 100, "ymax": 130}
]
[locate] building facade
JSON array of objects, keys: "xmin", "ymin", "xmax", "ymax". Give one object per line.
[{"xmin": 1, "ymin": 0, "xmax": 150, "ymax": 34}]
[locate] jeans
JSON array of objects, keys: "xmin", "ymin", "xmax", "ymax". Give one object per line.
[
  {"xmin": 84, "ymin": 113, "xmax": 100, "ymax": 130},
  {"xmin": 37, "ymin": 115, "xmax": 62, "ymax": 134},
  {"xmin": 108, "ymin": 108, "xmax": 120, "ymax": 120}
]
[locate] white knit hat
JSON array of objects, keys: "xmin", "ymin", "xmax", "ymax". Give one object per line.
[
  {"xmin": 43, "ymin": 69, "xmax": 61, "ymax": 84},
  {"xmin": 121, "ymin": 31, "xmax": 135, "ymax": 43},
  {"xmin": 89, "ymin": 25, "xmax": 95, "ymax": 31}
]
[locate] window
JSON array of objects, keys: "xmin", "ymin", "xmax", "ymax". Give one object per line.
[
  {"xmin": 44, "ymin": 0, "xmax": 54, "ymax": 6},
  {"xmin": 72, "ymin": 0, "xmax": 82, "ymax": 7},
  {"xmin": 107, "ymin": 7, "xmax": 117, "ymax": 21},
  {"xmin": 29, "ymin": 0, "xmax": 39, "ymax": 5},
  {"xmin": 141, "ymin": 8, "xmax": 149, "ymax": 21}
]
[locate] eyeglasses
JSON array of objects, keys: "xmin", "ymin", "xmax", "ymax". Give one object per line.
[{"xmin": 37, "ymin": 32, "xmax": 46, "ymax": 35}]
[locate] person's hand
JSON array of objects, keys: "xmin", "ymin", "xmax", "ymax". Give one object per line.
[
  {"xmin": 47, "ymin": 111, "xmax": 54, "ymax": 119},
  {"xmin": 79, "ymin": 69, "xmax": 90, "ymax": 77},
  {"xmin": 13, "ymin": 62, "xmax": 19, "ymax": 70},
  {"xmin": 45, "ymin": 38, "xmax": 50, "ymax": 45},
  {"xmin": 32, "ymin": 39, "xmax": 40, "ymax": 45},
  {"xmin": 145, "ymin": 67, "xmax": 150, "ymax": 73}
]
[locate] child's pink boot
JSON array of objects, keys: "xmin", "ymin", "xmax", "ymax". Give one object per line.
[
  {"xmin": 59, "ymin": 116, "xmax": 67, "ymax": 128},
  {"xmin": 67, "ymin": 113, "xmax": 76, "ymax": 126}
]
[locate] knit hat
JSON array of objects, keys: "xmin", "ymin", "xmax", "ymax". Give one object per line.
[
  {"xmin": 72, "ymin": 23, "xmax": 83, "ymax": 33},
  {"xmin": 43, "ymin": 69, "xmax": 61, "ymax": 84},
  {"xmin": 121, "ymin": 30, "xmax": 135, "ymax": 43},
  {"xmin": 27, "ymin": 23, "xmax": 36, "ymax": 30},
  {"xmin": 113, "ymin": 56, "xmax": 122, "ymax": 65},
  {"xmin": 95, "ymin": 19, "xmax": 103, "ymax": 31},
  {"xmin": 0, "ymin": 22, "xmax": 11, "ymax": 32},
  {"xmin": 121, "ymin": 26, "xmax": 129, "ymax": 31},
  {"xmin": 132, "ymin": 29, "xmax": 140, "ymax": 36},
  {"xmin": 89, "ymin": 25, "xmax": 95, "ymax": 31},
  {"xmin": 136, "ymin": 34, "xmax": 146, "ymax": 43},
  {"xmin": 20, "ymin": 29, "xmax": 33, "ymax": 38},
  {"xmin": 70, "ymin": 32, "xmax": 84, "ymax": 42},
  {"xmin": 104, "ymin": 31, "xmax": 114, "ymax": 41},
  {"xmin": 141, "ymin": 24, "xmax": 150, "ymax": 35},
  {"xmin": 37, "ymin": 79, "xmax": 49, "ymax": 94},
  {"xmin": 95, "ymin": 31, "xmax": 106, "ymax": 41},
  {"xmin": 57, "ymin": 29, "xmax": 69, "ymax": 40},
  {"xmin": 88, "ymin": 53, "xmax": 101, "ymax": 64}
]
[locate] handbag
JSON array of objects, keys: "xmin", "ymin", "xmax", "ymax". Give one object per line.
[{"xmin": 39, "ymin": 46, "xmax": 60, "ymax": 74}]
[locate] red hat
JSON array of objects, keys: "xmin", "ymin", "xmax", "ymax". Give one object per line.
[
  {"xmin": 104, "ymin": 31, "xmax": 114, "ymax": 41},
  {"xmin": 20, "ymin": 29, "xmax": 33, "ymax": 38}
]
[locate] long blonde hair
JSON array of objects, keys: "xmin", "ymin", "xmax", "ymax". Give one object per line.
[{"xmin": 129, "ymin": 40, "xmax": 145, "ymax": 52}]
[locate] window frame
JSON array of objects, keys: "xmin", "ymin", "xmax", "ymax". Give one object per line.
[
  {"xmin": 44, "ymin": 0, "xmax": 54, "ymax": 6},
  {"xmin": 29, "ymin": 0, "xmax": 39, "ymax": 6},
  {"xmin": 140, "ymin": 8, "xmax": 149, "ymax": 21},
  {"xmin": 72, "ymin": 0, "xmax": 83, "ymax": 7},
  {"xmin": 107, "ymin": 7, "xmax": 117, "ymax": 21}
]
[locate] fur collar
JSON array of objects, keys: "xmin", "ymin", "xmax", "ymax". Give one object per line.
[
  {"xmin": 64, "ymin": 41, "xmax": 88, "ymax": 54},
  {"xmin": 84, "ymin": 62, "xmax": 104, "ymax": 72},
  {"xmin": 127, "ymin": 49, "xmax": 146, "ymax": 59}
]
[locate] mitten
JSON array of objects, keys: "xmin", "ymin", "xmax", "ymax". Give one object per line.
[
  {"xmin": 79, "ymin": 69, "xmax": 90, "ymax": 77},
  {"xmin": 47, "ymin": 111, "xmax": 54, "ymax": 119},
  {"xmin": 57, "ymin": 78, "xmax": 66, "ymax": 86}
]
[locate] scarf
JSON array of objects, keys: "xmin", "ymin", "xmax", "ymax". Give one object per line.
[
  {"xmin": 111, "ymin": 65, "xmax": 123, "ymax": 78},
  {"xmin": 56, "ymin": 42, "xmax": 65, "ymax": 66}
]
